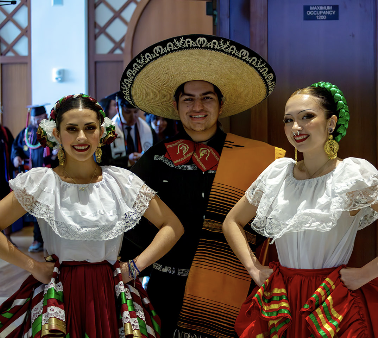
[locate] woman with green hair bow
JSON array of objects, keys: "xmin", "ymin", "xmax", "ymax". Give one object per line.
[{"xmin": 224, "ymin": 82, "xmax": 378, "ymax": 337}]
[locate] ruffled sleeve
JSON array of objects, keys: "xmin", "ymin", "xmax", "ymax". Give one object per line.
[
  {"xmin": 245, "ymin": 157, "xmax": 293, "ymax": 206},
  {"xmin": 9, "ymin": 166, "xmax": 156, "ymax": 241},
  {"xmin": 332, "ymin": 158, "xmax": 378, "ymax": 229},
  {"xmin": 9, "ymin": 167, "xmax": 54, "ymax": 213}
]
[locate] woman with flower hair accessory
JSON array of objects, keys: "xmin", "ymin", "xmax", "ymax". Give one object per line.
[
  {"xmin": 0, "ymin": 93, "xmax": 184, "ymax": 337},
  {"xmin": 224, "ymin": 82, "xmax": 378, "ymax": 337}
]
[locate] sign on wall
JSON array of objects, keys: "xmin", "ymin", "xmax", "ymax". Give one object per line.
[{"xmin": 303, "ymin": 5, "xmax": 339, "ymax": 20}]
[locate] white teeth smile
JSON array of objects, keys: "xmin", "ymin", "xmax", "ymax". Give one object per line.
[
  {"xmin": 294, "ymin": 135, "xmax": 308, "ymax": 140},
  {"xmin": 191, "ymin": 115, "xmax": 206, "ymax": 118},
  {"xmin": 73, "ymin": 145, "xmax": 89, "ymax": 150}
]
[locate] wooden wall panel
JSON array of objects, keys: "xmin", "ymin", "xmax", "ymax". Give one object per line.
[
  {"xmin": 128, "ymin": 0, "xmax": 213, "ymax": 59},
  {"xmin": 95, "ymin": 61, "xmax": 124, "ymax": 100},
  {"xmin": 268, "ymin": 1, "xmax": 376, "ymax": 164},
  {"xmin": 227, "ymin": 0, "xmax": 252, "ymax": 138},
  {"xmin": 2, "ymin": 63, "xmax": 29, "ymax": 137},
  {"xmin": 216, "ymin": 0, "xmax": 269, "ymax": 139},
  {"xmin": 249, "ymin": 0, "xmax": 268, "ymax": 142},
  {"xmin": 216, "ymin": 0, "xmax": 230, "ymax": 132}
]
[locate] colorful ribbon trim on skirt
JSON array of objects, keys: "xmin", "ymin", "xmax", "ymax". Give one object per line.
[
  {"xmin": 0, "ymin": 258, "xmax": 161, "ymax": 338},
  {"xmin": 35, "ymin": 257, "xmax": 66, "ymax": 338},
  {"xmin": 300, "ymin": 265, "xmax": 351, "ymax": 338},
  {"xmin": 113, "ymin": 261, "xmax": 161, "ymax": 338},
  {"xmin": 243, "ymin": 263, "xmax": 375, "ymax": 338},
  {"xmin": 0, "ymin": 275, "xmax": 37, "ymax": 338},
  {"xmin": 247, "ymin": 262, "xmax": 291, "ymax": 338},
  {"xmin": 0, "ymin": 254, "xmax": 65, "ymax": 338}
]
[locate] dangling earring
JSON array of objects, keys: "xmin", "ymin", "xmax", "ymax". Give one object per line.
[
  {"xmin": 58, "ymin": 145, "xmax": 65, "ymax": 166},
  {"xmin": 294, "ymin": 147, "xmax": 298, "ymax": 164},
  {"xmin": 95, "ymin": 146, "xmax": 102, "ymax": 163},
  {"xmin": 324, "ymin": 129, "xmax": 339, "ymax": 160}
]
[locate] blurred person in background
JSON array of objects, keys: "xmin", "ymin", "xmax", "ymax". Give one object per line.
[
  {"xmin": 99, "ymin": 96, "xmax": 117, "ymax": 119},
  {"xmin": 145, "ymin": 114, "xmax": 177, "ymax": 142},
  {"xmin": 0, "ymin": 118, "xmax": 14, "ymax": 244},
  {"xmin": 101, "ymin": 91, "xmax": 155, "ymax": 168},
  {"xmin": 11, "ymin": 104, "xmax": 58, "ymax": 253}
]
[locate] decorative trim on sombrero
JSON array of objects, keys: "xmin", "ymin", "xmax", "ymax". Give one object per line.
[{"xmin": 121, "ymin": 34, "xmax": 276, "ymax": 119}]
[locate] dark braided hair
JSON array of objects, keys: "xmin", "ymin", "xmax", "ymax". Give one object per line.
[
  {"xmin": 51, "ymin": 94, "xmax": 105, "ymax": 131},
  {"xmin": 290, "ymin": 82, "xmax": 350, "ymax": 142},
  {"xmin": 37, "ymin": 94, "xmax": 116, "ymax": 149}
]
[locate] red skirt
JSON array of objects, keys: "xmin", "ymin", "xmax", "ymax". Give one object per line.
[
  {"xmin": 60, "ymin": 260, "xmax": 120, "ymax": 337},
  {"xmin": 0, "ymin": 258, "xmax": 161, "ymax": 338},
  {"xmin": 235, "ymin": 262, "xmax": 378, "ymax": 338}
]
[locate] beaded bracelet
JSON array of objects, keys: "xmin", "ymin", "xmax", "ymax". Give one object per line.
[{"xmin": 127, "ymin": 258, "xmax": 140, "ymax": 280}]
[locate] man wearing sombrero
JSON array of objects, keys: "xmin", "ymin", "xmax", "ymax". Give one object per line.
[{"xmin": 119, "ymin": 34, "xmax": 285, "ymax": 338}]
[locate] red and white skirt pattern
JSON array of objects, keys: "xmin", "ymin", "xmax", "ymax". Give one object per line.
[{"xmin": 0, "ymin": 257, "xmax": 161, "ymax": 338}]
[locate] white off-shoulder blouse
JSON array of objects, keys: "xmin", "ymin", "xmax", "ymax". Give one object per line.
[
  {"xmin": 9, "ymin": 166, "xmax": 156, "ymax": 264},
  {"xmin": 245, "ymin": 157, "xmax": 378, "ymax": 269}
]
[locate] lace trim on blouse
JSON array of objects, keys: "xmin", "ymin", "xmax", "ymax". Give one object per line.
[
  {"xmin": 13, "ymin": 183, "xmax": 155, "ymax": 241},
  {"xmin": 245, "ymin": 158, "xmax": 378, "ymax": 242}
]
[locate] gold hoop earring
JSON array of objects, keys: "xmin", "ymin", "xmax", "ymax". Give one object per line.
[
  {"xmin": 58, "ymin": 146, "xmax": 65, "ymax": 166},
  {"xmin": 95, "ymin": 146, "xmax": 102, "ymax": 163},
  {"xmin": 324, "ymin": 134, "xmax": 339, "ymax": 160}
]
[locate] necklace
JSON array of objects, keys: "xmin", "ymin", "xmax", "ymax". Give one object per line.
[
  {"xmin": 302, "ymin": 159, "xmax": 332, "ymax": 179},
  {"xmin": 63, "ymin": 166, "xmax": 98, "ymax": 191}
]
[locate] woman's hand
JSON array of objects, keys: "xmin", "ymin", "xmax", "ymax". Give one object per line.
[
  {"xmin": 31, "ymin": 261, "xmax": 54, "ymax": 284},
  {"xmin": 250, "ymin": 265, "xmax": 273, "ymax": 287},
  {"xmin": 341, "ymin": 257, "xmax": 378, "ymax": 290},
  {"xmin": 340, "ymin": 267, "xmax": 370, "ymax": 290},
  {"xmin": 120, "ymin": 261, "xmax": 136, "ymax": 284}
]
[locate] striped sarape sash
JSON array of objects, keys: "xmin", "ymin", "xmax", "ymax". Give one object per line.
[
  {"xmin": 176, "ymin": 133, "xmax": 285, "ymax": 337},
  {"xmin": 0, "ymin": 259, "xmax": 161, "ymax": 338}
]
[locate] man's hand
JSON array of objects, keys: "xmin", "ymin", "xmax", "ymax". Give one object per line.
[
  {"xmin": 31, "ymin": 261, "xmax": 54, "ymax": 284},
  {"xmin": 129, "ymin": 152, "xmax": 142, "ymax": 166},
  {"xmin": 13, "ymin": 156, "xmax": 23, "ymax": 168}
]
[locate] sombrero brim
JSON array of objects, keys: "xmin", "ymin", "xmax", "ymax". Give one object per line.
[{"xmin": 121, "ymin": 34, "xmax": 276, "ymax": 120}]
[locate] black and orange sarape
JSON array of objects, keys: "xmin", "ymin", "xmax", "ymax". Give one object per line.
[
  {"xmin": 176, "ymin": 134, "xmax": 285, "ymax": 338},
  {"xmin": 0, "ymin": 256, "xmax": 161, "ymax": 338},
  {"xmin": 235, "ymin": 262, "xmax": 378, "ymax": 338}
]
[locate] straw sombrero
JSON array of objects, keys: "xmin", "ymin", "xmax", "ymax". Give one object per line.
[{"xmin": 120, "ymin": 34, "xmax": 276, "ymax": 120}]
